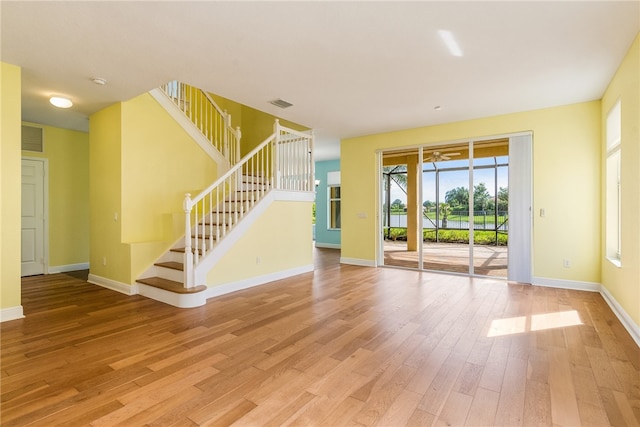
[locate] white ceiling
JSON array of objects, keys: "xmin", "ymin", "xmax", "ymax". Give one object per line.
[{"xmin": 2, "ymin": 1, "xmax": 638, "ymax": 161}]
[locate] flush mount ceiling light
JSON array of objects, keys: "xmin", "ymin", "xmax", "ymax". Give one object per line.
[
  {"xmin": 49, "ymin": 96, "xmax": 73, "ymax": 108},
  {"xmin": 91, "ymin": 77, "xmax": 107, "ymax": 85},
  {"xmin": 438, "ymin": 29, "xmax": 463, "ymax": 57}
]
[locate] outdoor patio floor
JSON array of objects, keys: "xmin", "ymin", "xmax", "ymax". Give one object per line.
[{"xmin": 383, "ymin": 240, "xmax": 508, "ymax": 277}]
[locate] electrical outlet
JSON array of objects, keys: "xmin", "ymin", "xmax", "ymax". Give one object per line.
[
  {"xmin": 102, "ymin": 256, "xmax": 107, "ymax": 266},
  {"xmin": 256, "ymin": 256, "xmax": 261, "ymax": 264},
  {"xmin": 563, "ymin": 259, "xmax": 571, "ymax": 268}
]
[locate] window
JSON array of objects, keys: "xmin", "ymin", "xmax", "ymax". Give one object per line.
[
  {"xmin": 328, "ymin": 186, "xmax": 341, "ymax": 229},
  {"xmin": 606, "ymin": 100, "xmax": 621, "ymax": 265}
]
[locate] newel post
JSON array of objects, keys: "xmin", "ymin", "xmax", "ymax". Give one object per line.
[{"xmin": 183, "ymin": 193, "xmax": 194, "ymax": 288}]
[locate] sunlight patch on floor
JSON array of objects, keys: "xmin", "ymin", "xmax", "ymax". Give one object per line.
[{"xmin": 487, "ymin": 310, "xmax": 582, "ymax": 337}]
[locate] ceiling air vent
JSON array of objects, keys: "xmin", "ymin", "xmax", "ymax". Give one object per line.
[
  {"xmin": 269, "ymin": 98, "xmax": 293, "ymax": 109},
  {"xmin": 21, "ymin": 125, "xmax": 44, "ymax": 152}
]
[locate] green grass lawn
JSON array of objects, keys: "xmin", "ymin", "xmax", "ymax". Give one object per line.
[{"xmin": 386, "ymin": 227, "xmax": 508, "ymax": 246}]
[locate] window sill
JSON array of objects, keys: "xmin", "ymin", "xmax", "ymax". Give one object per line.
[{"xmin": 607, "ymin": 257, "xmax": 622, "ymax": 268}]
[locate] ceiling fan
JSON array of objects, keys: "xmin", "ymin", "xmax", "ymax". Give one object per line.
[{"xmin": 427, "ymin": 150, "xmax": 460, "ymax": 162}]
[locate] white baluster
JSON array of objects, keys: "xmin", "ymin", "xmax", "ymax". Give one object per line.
[
  {"xmin": 183, "ymin": 193, "xmax": 193, "ymax": 288},
  {"xmin": 208, "ymin": 193, "xmax": 214, "ymax": 251},
  {"xmin": 199, "ymin": 199, "xmax": 206, "ymax": 258},
  {"xmin": 193, "ymin": 202, "xmax": 199, "ymax": 264},
  {"xmin": 235, "ymin": 127, "xmax": 241, "ymax": 166}
]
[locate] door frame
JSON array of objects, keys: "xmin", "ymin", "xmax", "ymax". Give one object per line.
[
  {"xmin": 21, "ymin": 156, "xmax": 49, "ymax": 276},
  {"xmin": 376, "ymin": 131, "xmax": 533, "ymax": 281}
]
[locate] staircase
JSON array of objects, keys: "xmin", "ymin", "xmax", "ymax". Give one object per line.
[{"xmin": 136, "ymin": 84, "xmax": 314, "ymax": 307}]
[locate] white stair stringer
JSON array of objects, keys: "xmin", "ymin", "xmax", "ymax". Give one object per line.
[
  {"xmin": 193, "ymin": 190, "xmax": 278, "ymax": 286},
  {"xmin": 194, "ymin": 189, "xmax": 315, "ymax": 294}
]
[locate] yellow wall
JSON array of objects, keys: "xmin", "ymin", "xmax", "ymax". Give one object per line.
[
  {"xmin": 341, "ymin": 101, "xmax": 602, "ymax": 284},
  {"xmin": 121, "ymin": 93, "xmax": 219, "ymax": 281},
  {"xmin": 89, "ymin": 103, "xmax": 130, "ymax": 284},
  {"xmin": 0, "ymin": 62, "xmax": 22, "ymax": 310},
  {"xmin": 601, "ymin": 34, "xmax": 640, "ymax": 326},
  {"xmin": 206, "ymin": 200, "xmax": 313, "ymax": 286},
  {"xmin": 90, "ymin": 93, "xmax": 220, "ymax": 284},
  {"xmin": 207, "ymin": 92, "xmax": 309, "ymax": 155},
  {"xmin": 22, "ymin": 122, "xmax": 89, "ymax": 268}
]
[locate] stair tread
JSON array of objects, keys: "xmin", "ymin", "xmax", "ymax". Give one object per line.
[
  {"xmin": 191, "ymin": 234, "xmax": 218, "ymax": 240},
  {"xmin": 137, "ymin": 277, "xmax": 207, "ymax": 294},
  {"xmin": 155, "ymin": 261, "xmax": 184, "ymax": 271},
  {"xmin": 171, "ymin": 247, "xmax": 203, "ymax": 255}
]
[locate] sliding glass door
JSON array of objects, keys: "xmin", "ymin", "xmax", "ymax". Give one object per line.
[{"xmin": 380, "ymin": 134, "xmax": 530, "ymax": 280}]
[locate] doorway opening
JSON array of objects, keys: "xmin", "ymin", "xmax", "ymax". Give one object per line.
[{"xmin": 381, "ymin": 137, "xmax": 514, "ymax": 278}]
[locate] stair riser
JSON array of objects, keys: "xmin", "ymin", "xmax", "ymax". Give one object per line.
[
  {"xmin": 238, "ymin": 183, "xmax": 269, "ymax": 191},
  {"xmin": 191, "ymin": 238, "xmax": 216, "ymax": 251},
  {"xmin": 241, "ymin": 175, "xmax": 269, "ymax": 184},
  {"xmin": 195, "ymin": 225, "xmax": 226, "ymax": 236},
  {"xmin": 165, "ymin": 251, "xmax": 184, "ymax": 264},
  {"xmin": 226, "ymin": 192, "xmax": 263, "ymax": 202},
  {"xmin": 156, "ymin": 266, "xmax": 184, "ymax": 283}
]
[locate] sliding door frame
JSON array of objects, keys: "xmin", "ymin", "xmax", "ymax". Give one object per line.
[{"xmin": 377, "ymin": 131, "xmax": 532, "ymax": 281}]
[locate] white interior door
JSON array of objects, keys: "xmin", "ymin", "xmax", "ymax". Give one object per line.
[
  {"xmin": 21, "ymin": 158, "xmax": 45, "ymax": 276},
  {"xmin": 508, "ymin": 134, "xmax": 533, "ymax": 283}
]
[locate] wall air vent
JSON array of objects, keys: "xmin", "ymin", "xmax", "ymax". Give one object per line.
[
  {"xmin": 269, "ymin": 98, "xmax": 293, "ymax": 109},
  {"xmin": 21, "ymin": 125, "xmax": 44, "ymax": 152}
]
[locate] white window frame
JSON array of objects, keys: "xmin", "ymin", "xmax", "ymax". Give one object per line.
[
  {"xmin": 328, "ymin": 185, "xmax": 341, "ymax": 230},
  {"xmin": 606, "ymin": 100, "xmax": 621, "ymax": 266}
]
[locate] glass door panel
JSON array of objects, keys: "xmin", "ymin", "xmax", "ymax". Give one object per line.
[
  {"xmin": 382, "ymin": 149, "xmax": 420, "ymax": 269},
  {"xmin": 472, "ymin": 140, "xmax": 509, "ymax": 277},
  {"xmin": 422, "ymin": 144, "xmax": 470, "ymax": 274}
]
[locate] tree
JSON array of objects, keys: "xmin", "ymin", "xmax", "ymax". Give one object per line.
[
  {"xmin": 391, "ymin": 199, "xmax": 405, "ymax": 211},
  {"xmin": 497, "ymin": 186, "xmax": 508, "ymax": 212},
  {"xmin": 473, "ymin": 182, "xmax": 491, "ymax": 211},
  {"xmin": 445, "ymin": 187, "xmax": 469, "ymax": 210},
  {"xmin": 439, "ymin": 202, "xmax": 452, "ymax": 228},
  {"xmin": 423, "ymin": 200, "xmax": 435, "ymax": 212},
  {"xmin": 383, "ymin": 165, "xmax": 407, "ymax": 192}
]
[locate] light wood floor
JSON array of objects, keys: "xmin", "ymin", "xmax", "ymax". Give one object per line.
[{"xmin": 2, "ymin": 248, "xmax": 638, "ymax": 426}]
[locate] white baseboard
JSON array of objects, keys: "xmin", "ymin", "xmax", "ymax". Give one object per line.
[
  {"xmin": 532, "ymin": 276, "xmax": 601, "ymax": 292},
  {"xmin": 48, "ymin": 262, "xmax": 90, "ymax": 274},
  {"xmin": 600, "ymin": 285, "xmax": 640, "ymax": 347},
  {"xmin": 88, "ymin": 274, "xmax": 138, "ymax": 296},
  {"xmin": 0, "ymin": 306, "xmax": 24, "ymax": 323},
  {"xmin": 205, "ymin": 264, "xmax": 314, "ymax": 299},
  {"xmin": 315, "ymin": 242, "xmax": 341, "ymax": 249},
  {"xmin": 340, "ymin": 257, "xmax": 377, "ymax": 267}
]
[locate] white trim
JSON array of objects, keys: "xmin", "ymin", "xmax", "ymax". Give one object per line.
[
  {"xmin": 88, "ymin": 274, "xmax": 138, "ymax": 296},
  {"xmin": 137, "ymin": 283, "xmax": 206, "ymax": 308},
  {"xmin": 340, "ymin": 257, "xmax": 377, "ymax": 267},
  {"xmin": 600, "ymin": 285, "xmax": 640, "ymax": 348},
  {"xmin": 48, "ymin": 262, "xmax": 90, "ymax": 274},
  {"xmin": 315, "ymin": 242, "xmax": 341, "ymax": 249},
  {"xmin": 0, "ymin": 306, "xmax": 25, "ymax": 322},
  {"xmin": 149, "ymin": 88, "xmax": 229, "ymax": 170},
  {"xmin": 204, "ymin": 264, "xmax": 314, "ymax": 299},
  {"xmin": 532, "ymin": 276, "xmax": 601, "ymax": 292},
  {"xmin": 21, "ymin": 156, "xmax": 49, "ymax": 275},
  {"xmin": 374, "ymin": 131, "xmax": 533, "ymax": 156}
]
